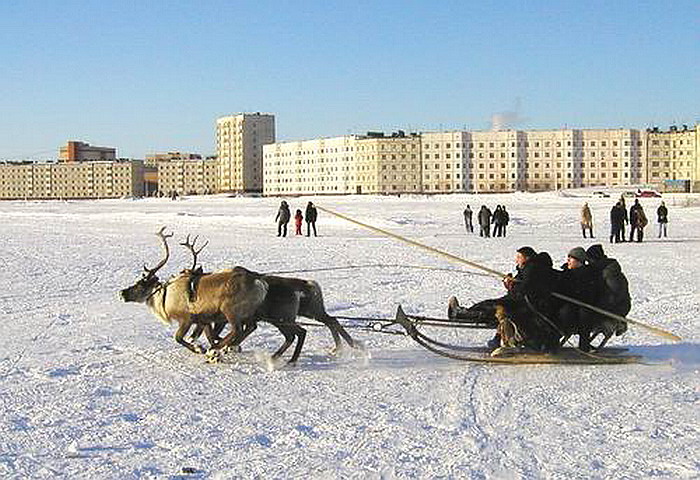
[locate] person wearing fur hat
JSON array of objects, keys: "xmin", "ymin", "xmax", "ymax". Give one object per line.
[
  {"xmin": 555, "ymin": 246, "xmax": 600, "ymax": 351},
  {"xmin": 584, "ymin": 244, "xmax": 631, "ymax": 347}
]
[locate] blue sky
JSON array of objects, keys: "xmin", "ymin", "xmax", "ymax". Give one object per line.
[{"xmin": 1, "ymin": 0, "xmax": 698, "ymax": 159}]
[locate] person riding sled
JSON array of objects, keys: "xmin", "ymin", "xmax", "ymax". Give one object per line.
[{"xmin": 449, "ymin": 246, "xmax": 561, "ymax": 354}]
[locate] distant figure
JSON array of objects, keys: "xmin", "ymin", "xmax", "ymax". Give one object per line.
[
  {"xmin": 609, "ymin": 202, "xmax": 625, "ymax": 243},
  {"xmin": 618, "ymin": 196, "xmax": 628, "ymax": 242},
  {"xmin": 629, "ymin": 199, "xmax": 647, "ymax": 242},
  {"xmin": 492, "ymin": 205, "xmax": 504, "ymax": 237},
  {"xmin": 305, "ymin": 201, "xmax": 318, "ymax": 237},
  {"xmin": 275, "ymin": 200, "xmax": 291, "ymax": 237},
  {"xmin": 657, "ymin": 201, "xmax": 668, "ymax": 238},
  {"xmin": 501, "ymin": 206, "xmax": 510, "ymax": 237},
  {"xmin": 294, "ymin": 209, "xmax": 303, "ymax": 235},
  {"xmin": 478, "ymin": 205, "xmax": 492, "ymax": 238},
  {"xmin": 581, "ymin": 202, "xmax": 594, "ymax": 238},
  {"xmin": 463, "ymin": 205, "xmax": 473, "ymax": 233}
]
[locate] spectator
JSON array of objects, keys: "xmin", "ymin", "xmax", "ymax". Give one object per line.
[
  {"xmin": 275, "ymin": 200, "xmax": 291, "ymax": 237},
  {"xmin": 305, "ymin": 201, "xmax": 318, "ymax": 237},
  {"xmin": 657, "ymin": 201, "xmax": 668, "ymax": 238}
]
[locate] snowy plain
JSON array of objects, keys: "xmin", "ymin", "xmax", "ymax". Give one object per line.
[{"xmin": 0, "ymin": 191, "xmax": 699, "ymax": 479}]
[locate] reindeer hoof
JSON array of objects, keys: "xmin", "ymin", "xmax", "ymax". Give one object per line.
[
  {"xmin": 205, "ymin": 349, "xmax": 221, "ymax": 363},
  {"xmin": 193, "ymin": 345, "xmax": 205, "ymax": 354}
]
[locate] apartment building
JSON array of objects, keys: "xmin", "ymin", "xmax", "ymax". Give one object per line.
[
  {"xmin": 357, "ymin": 132, "xmax": 422, "ymax": 194},
  {"xmin": 646, "ymin": 125, "xmax": 698, "ymax": 190},
  {"xmin": 157, "ymin": 158, "xmax": 218, "ymax": 195},
  {"xmin": 262, "ymin": 132, "xmax": 422, "ymax": 196},
  {"xmin": 59, "ymin": 141, "xmax": 116, "ymax": 162},
  {"xmin": 0, "ymin": 160, "xmax": 144, "ymax": 199},
  {"xmin": 263, "ymin": 136, "xmax": 357, "ymax": 196},
  {"xmin": 216, "ymin": 113, "xmax": 275, "ymax": 193},
  {"xmin": 145, "ymin": 151, "xmax": 202, "ymax": 168}
]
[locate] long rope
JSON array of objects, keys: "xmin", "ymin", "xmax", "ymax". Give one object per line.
[{"xmin": 317, "ymin": 205, "xmax": 682, "ymax": 342}]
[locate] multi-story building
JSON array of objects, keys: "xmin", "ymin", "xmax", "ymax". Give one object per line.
[
  {"xmin": 145, "ymin": 151, "xmax": 202, "ymax": 168},
  {"xmin": 357, "ymin": 132, "xmax": 422, "ymax": 195},
  {"xmin": 0, "ymin": 160, "xmax": 144, "ymax": 199},
  {"xmin": 263, "ymin": 135, "xmax": 357, "ymax": 196},
  {"xmin": 59, "ymin": 141, "xmax": 116, "ymax": 162},
  {"xmin": 262, "ymin": 131, "xmax": 422, "ymax": 196},
  {"xmin": 157, "ymin": 159, "xmax": 218, "ymax": 196},
  {"xmin": 216, "ymin": 113, "xmax": 275, "ymax": 193},
  {"xmin": 646, "ymin": 125, "xmax": 698, "ymax": 191}
]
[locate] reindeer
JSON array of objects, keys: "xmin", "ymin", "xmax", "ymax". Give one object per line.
[{"xmin": 120, "ymin": 228, "xmax": 359, "ymax": 363}]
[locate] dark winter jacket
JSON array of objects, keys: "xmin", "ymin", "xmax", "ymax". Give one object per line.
[
  {"xmin": 589, "ymin": 257, "xmax": 631, "ymax": 316},
  {"xmin": 478, "ymin": 207, "xmax": 492, "ymax": 227},
  {"xmin": 657, "ymin": 205, "xmax": 668, "ymax": 224},
  {"xmin": 610, "ymin": 204, "xmax": 625, "ymax": 227},
  {"xmin": 507, "ymin": 253, "xmax": 557, "ymax": 315},
  {"xmin": 305, "ymin": 203, "xmax": 318, "ymax": 223},
  {"xmin": 275, "ymin": 203, "xmax": 291, "ymax": 224},
  {"xmin": 557, "ymin": 264, "xmax": 599, "ymax": 305},
  {"xmin": 630, "ymin": 203, "xmax": 647, "ymax": 228}
]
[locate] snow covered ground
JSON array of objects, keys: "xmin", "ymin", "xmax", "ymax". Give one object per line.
[{"xmin": 1, "ymin": 192, "xmax": 698, "ymax": 479}]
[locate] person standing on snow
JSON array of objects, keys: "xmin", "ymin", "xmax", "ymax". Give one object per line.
[
  {"xmin": 478, "ymin": 205, "xmax": 492, "ymax": 238},
  {"xmin": 275, "ymin": 200, "xmax": 291, "ymax": 237},
  {"xmin": 629, "ymin": 199, "xmax": 647, "ymax": 242},
  {"xmin": 305, "ymin": 201, "xmax": 318, "ymax": 237},
  {"xmin": 581, "ymin": 202, "xmax": 594, "ymax": 238},
  {"xmin": 657, "ymin": 201, "xmax": 668, "ymax": 238},
  {"xmin": 463, "ymin": 204, "xmax": 474, "ymax": 233}
]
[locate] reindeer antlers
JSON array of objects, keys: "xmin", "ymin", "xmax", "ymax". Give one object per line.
[
  {"xmin": 180, "ymin": 234, "xmax": 209, "ymax": 271},
  {"xmin": 143, "ymin": 226, "xmax": 173, "ymax": 277}
]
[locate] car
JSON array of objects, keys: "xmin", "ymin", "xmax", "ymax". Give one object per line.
[
  {"xmin": 636, "ymin": 189, "xmax": 662, "ymax": 198},
  {"xmin": 591, "ymin": 191, "xmax": 610, "ymax": 198}
]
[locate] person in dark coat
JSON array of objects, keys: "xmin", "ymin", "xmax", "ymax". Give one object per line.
[
  {"xmin": 619, "ymin": 196, "xmax": 628, "ymax": 242},
  {"xmin": 305, "ymin": 201, "xmax": 318, "ymax": 236},
  {"xmin": 495, "ymin": 246, "xmax": 560, "ymax": 352},
  {"xmin": 478, "ymin": 205, "xmax": 492, "ymax": 238},
  {"xmin": 609, "ymin": 202, "xmax": 625, "ymax": 243},
  {"xmin": 554, "ymin": 247, "xmax": 600, "ymax": 351},
  {"xmin": 501, "ymin": 206, "xmax": 510, "ymax": 237},
  {"xmin": 492, "ymin": 206, "xmax": 502, "ymax": 237},
  {"xmin": 584, "ymin": 244, "xmax": 631, "ymax": 348},
  {"xmin": 463, "ymin": 205, "xmax": 473, "ymax": 233},
  {"xmin": 657, "ymin": 201, "xmax": 668, "ymax": 238},
  {"xmin": 275, "ymin": 200, "xmax": 291, "ymax": 237},
  {"xmin": 629, "ymin": 199, "xmax": 647, "ymax": 242}
]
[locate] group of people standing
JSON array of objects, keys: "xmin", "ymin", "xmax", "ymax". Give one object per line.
[
  {"xmin": 463, "ymin": 204, "xmax": 510, "ymax": 238},
  {"xmin": 275, "ymin": 201, "xmax": 318, "ymax": 237},
  {"xmin": 581, "ymin": 197, "xmax": 670, "ymax": 243}
]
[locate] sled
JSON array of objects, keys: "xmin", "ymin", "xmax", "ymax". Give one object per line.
[{"xmin": 393, "ymin": 305, "xmax": 644, "ymax": 365}]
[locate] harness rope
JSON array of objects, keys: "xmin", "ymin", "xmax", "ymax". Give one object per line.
[{"xmin": 316, "ymin": 205, "xmax": 681, "ymax": 342}]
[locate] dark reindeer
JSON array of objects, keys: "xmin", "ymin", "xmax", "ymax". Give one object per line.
[{"xmin": 120, "ymin": 228, "xmax": 359, "ymax": 363}]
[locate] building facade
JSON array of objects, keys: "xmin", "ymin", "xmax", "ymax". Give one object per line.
[
  {"xmin": 145, "ymin": 151, "xmax": 202, "ymax": 168},
  {"xmin": 646, "ymin": 125, "xmax": 698, "ymax": 191},
  {"xmin": 216, "ymin": 113, "xmax": 275, "ymax": 193},
  {"xmin": 0, "ymin": 160, "xmax": 144, "ymax": 199},
  {"xmin": 157, "ymin": 159, "xmax": 218, "ymax": 196},
  {"xmin": 59, "ymin": 141, "xmax": 116, "ymax": 162}
]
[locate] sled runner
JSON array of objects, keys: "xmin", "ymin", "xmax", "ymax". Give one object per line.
[{"xmin": 392, "ymin": 306, "xmax": 644, "ymax": 365}]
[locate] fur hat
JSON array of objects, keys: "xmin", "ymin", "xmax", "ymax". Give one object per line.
[
  {"xmin": 567, "ymin": 247, "xmax": 587, "ymax": 262},
  {"xmin": 516, "ymin": 246, "xmax": 537, "ymax": 258},
  {"xmin": 586, "ymin": 244, "xmax": 606, "ymax": 261}
]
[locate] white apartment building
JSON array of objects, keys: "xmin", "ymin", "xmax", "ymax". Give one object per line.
[
  {"xmin": 0, "ymin": 160, "xmax": 144, "ymax": 199},
  {"xmin": 262, "ymin": 132, "xmax": 422, "ymax": 196},
  {"xmin": 216, "ymin": 113, "xmax": 275, "ymax": 193},
  {"xmin": 263, "ymin": 136, "xmax": 357, "ymax": 196}
]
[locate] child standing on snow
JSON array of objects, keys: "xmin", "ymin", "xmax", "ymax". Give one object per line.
[{"xmin": 294, "ymin": 209, "xmax": 304, "ymax": 235}]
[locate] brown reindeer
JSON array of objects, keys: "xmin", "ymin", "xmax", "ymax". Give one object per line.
[{"xmin": 120, "ymin": 228, "xmax": 358, "ymax": 363}]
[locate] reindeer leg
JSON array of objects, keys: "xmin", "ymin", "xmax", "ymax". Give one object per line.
[
  {"xmin": 175, "ymin": 321, "xmax": 205, "ymax": 354},
  {"xmin": 287, "ymin": 324, "xmax": 307, "ymax": 364},
  {"xmin": 189, "ymin": 323, "xmax": 205, "ymax": 342},
  {"xmin": 271, "ymin": 324, "xmax": 296, "ymax": 359},
  {"xmin": 316, "ymin": 313, "xmax": 357, "ymax": 352}
]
